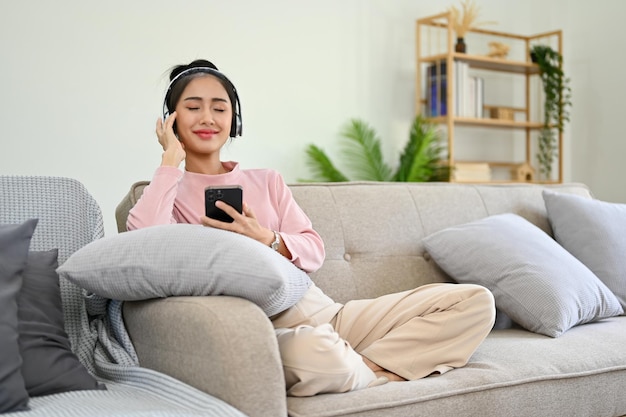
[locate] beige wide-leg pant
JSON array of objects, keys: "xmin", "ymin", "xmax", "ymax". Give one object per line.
[{"xmin": 273, "ymin": 283, "xmax": 495, "ymax": 397}]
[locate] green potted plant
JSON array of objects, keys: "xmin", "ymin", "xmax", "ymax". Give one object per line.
[
  {"xmin": 302, "ymin": 115, "xmax": 450, "ymax": 182},
  {"xmin": 530, "ymin": 44, "xmax": 572, "ymax": 180}
]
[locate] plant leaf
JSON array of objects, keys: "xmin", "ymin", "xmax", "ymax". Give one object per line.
[
  {"xmin": 393, "ymin": 115, "xmax": 450, "ymax": 182},
  {"xmin": 301, "ymin": 144, "xmax": 349, "ymax": 182},
  {"xmin": 339, "ymin": 119, "xmax": 393, "ymax": 181}
]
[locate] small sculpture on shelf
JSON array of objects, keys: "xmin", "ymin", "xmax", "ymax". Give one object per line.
[
  {"xmin": 487, "ymin": 41, "xmax": 510, "ymax": 59},
  {"xmin": 511, "ymin": 162, "xmax": 535, "ymax": 182}
]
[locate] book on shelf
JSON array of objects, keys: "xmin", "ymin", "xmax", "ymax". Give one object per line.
[
  {"xmin": 453, "ymin": 162, "xmax": 492, "ymax": 182},
  {"xmin": 475, "ymin": 77, "xmax": 484, "ymax": 118},
  {"xmin": 427, "ymin": 62, "xmax": 447, "ymax": 117},
  {"xmin": 455, "ymin": 61, "xmax": 465, "ymax": 117},
  {"xmin": 426, "ymin": 60, "xmax": 484, "ymax": 118},
  {"xmin": 455, "ymin": 61, "xmax": 484, "ymax": 118}
]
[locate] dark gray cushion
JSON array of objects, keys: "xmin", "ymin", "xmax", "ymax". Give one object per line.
[
  {"xmin": 18, "ymin": 249, "xmax": 103, "ymax": 396},
  {"xmin": 0, "ymin": 219, "xmax": 37, "ymax": 412},
  {"xmin": 422, "ymin": 213, "xmax": 623, "ymax": 337},
  {"xmin": 543, "ymin": 190, "xmax": 626, "ymax": 310}
]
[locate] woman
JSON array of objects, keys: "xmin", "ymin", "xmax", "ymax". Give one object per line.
[{"xmin": 127, "ymin": 59, "xmax": 496, "ymax": 397}]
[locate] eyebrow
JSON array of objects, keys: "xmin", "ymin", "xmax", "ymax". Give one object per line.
[{"xmin": 183, "ymin": 96, "xmax": 229, "ymax": 103}]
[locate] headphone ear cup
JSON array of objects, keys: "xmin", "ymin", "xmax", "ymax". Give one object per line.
[
  {"xmin": 235, "ymin": 112, "xmax": 243, "ymax": 136},
  {"xmin": 230, "ymin": 109, "xmax": 242, "ymax": 137},
  {"xmin": 162, "ymin": 96, "xmax": 170, "ymax": 123}
]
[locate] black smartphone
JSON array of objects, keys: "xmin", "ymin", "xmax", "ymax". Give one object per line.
[{"xmin": 204, "ymin": 185, "xmax": 243, "ymax": 223}]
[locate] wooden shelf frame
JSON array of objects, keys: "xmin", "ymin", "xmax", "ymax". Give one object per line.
[
  {"xmin": 415, "ymin": 12, "xmax": 563, "ymax": 183},
  {"xmin": 421, "ymin": 53, "xmax": 539, "ymax": 74},
  {"xmin": 427, "ymin": 117, "xmax": 544, "ymax": 129}
]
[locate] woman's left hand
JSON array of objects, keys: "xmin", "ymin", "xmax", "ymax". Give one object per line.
[{"xmin": 201, "ymin": 202, "xmax": 275, "ymax": 247}]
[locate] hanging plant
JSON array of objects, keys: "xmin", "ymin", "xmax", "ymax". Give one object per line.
[
  {"xmin": 530, "ymin": 44, "xmax": 572, "ymax": 180},
  {"xmin": 302, "ymin": 115, "xmax": 450, "ymax": 183}
]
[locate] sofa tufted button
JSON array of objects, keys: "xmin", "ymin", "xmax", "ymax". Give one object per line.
[
  {"xmin": 423, "ymin": 252, "xmax": 431, "ymax": 261},
  {"xmin": 344, "ymin": 253, "xmax": 351, "ymax": 262}
]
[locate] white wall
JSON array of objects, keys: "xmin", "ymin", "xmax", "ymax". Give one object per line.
[{"xmin": 1, "ymin": 1, "xmax": 624, "ymax": 237}]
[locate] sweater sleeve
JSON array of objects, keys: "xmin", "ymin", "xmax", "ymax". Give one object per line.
[
  {"xmin": 272, "ymin": 173, "xmax": 325, "ymax": 273},
  {"xmin": 126, "ymin": 166, "xmax": 183, "ymax": 231}
]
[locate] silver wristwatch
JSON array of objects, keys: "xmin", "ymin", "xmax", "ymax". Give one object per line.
[{"xmin": 270, "ymin": 231, "xmax": 280, "ymax": 251}]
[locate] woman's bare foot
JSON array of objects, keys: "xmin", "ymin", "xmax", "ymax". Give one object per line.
[{"xmin": 362, "ymin": 357, "xmax": 407, "ymax": 382}]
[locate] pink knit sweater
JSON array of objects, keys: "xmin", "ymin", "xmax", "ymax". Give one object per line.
[{"xmin": 126, "ymin": 162, "xmax": 325, "ymax": 273}]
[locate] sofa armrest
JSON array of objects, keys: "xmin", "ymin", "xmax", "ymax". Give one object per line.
[{"xmin": 123, "ymin": 296, "xmax": 287, "ymax": 417}]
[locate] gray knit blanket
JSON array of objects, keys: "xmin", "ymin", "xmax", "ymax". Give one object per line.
[{"xmin": 1, "ymin": 175, "xmax": 246, "ymax": 417}]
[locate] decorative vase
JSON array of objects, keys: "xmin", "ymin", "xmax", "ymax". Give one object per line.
[{"xmin": 455, "ymin": 37, "xmax": 467, "ymax": 53}]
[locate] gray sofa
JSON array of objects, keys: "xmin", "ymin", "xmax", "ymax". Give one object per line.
[
  {"xmin": 115, "ymin": 180, "xmax": 626, "ymax": 417},
  {"xmin": 0, "ymin": 175, "xmax": 246, "ymax": 417}
]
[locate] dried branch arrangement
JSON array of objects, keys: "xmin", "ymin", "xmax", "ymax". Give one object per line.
[{"xmin": 448, "ymin": 0, "xmax": 495, "ymax": 38}]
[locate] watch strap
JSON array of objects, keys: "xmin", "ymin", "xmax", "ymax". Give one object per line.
[{"xmin": 270, "ymin": 230, "xmax": 280, "ymax": 251}]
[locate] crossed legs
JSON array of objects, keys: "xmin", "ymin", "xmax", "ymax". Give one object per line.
[{"xmin": 276, "ymin": 283, "xmax": 495, "ymax": 396}]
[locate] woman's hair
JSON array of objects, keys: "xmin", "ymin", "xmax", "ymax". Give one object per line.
[{"xmin": 163, "ymin": 59, "xmax": 242, "ymax": 137}]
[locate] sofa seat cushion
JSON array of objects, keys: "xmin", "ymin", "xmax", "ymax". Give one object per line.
[
  {"xmin": 20, "ymin": 379, "xmax": 247, "ymax": 416},
  {"xmin": 287, "ymin": 317, "xmax": 626, "ymax": 417}
]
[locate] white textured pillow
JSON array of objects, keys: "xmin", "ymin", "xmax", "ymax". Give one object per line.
[
  {"xmin": 543, "ymin": 190, "xmax": 626, "ymax": 310},
  {"xmin": 422, "ymin": 213, "xmax": 623, "ymax": 337},
  {"xmin": 57, "ymin": 224, "xmax": 312, "ymax": 316}
]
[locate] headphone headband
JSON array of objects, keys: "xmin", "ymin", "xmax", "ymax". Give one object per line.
[
  {"xmin": 162, "ymin": 66, "xmax": 242, "ymax": 137},
  {"xmin": 166, "ymin": 67, "xmax": 221, "ymax": 92}
]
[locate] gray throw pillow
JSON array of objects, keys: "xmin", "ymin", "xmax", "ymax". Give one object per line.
[
  {"xmin": 18, "ymin": 249, "xmax": 104, "ymax": 396},
  {"xmin": 543, "ymin": 190, "xmax": 626, "ymax": 310},
  {"xmin": 422, "ymin": 213, "xmax": 623, "ymax": 337},
  {"xmin": 57, "ymin": 224, "xmax": 312, "ymax": 317},
  {"xmin": 0, "ymin": 218, "xmax": 37, "ymax": 413}
]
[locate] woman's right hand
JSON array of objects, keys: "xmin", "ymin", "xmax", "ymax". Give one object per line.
[{"xmin": 156, "ymin": 111, "xmax": 186, "ymax": 167}]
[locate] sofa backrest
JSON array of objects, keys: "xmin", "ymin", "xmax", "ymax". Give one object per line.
[
  {"xmin": 116, "ymin": 181, "xmax": 592, "ymax": 304},
  {"xmin": 287, "ymin": 182, "xmax": 592, "ymax": 303},
  {"xmin": 1, "ymin": 176, "xmax": 104, "ymax": 264},
  {"xmin": 0, "ymin": 175, "xmax": 105, "ymax": 371}
]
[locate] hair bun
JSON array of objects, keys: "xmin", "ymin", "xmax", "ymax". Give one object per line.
[
  {"xmin": 169, "ymin": 59, "xmax": 219, "ymax": 81},
  {"xmin": 191, "ymin": 59, "xmax": 218, "ymax": 70}
]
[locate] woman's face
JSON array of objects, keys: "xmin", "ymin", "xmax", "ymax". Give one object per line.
[{"xmin": 174, "ymin": 75, "xmax": 233, "ymax": 156}]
